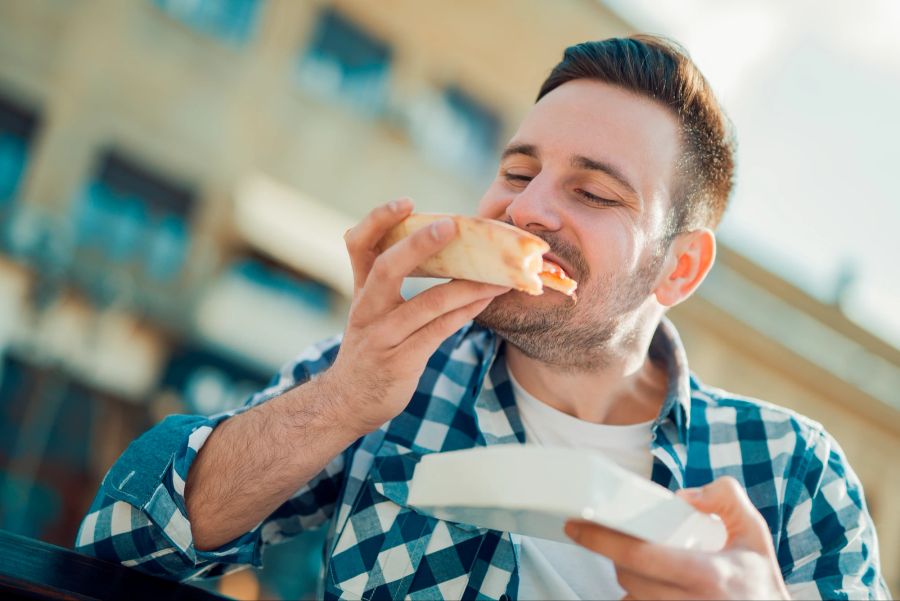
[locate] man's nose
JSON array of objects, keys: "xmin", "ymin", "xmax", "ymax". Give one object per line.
[{"xmin": 505, "ymin": 174, "xmax": 562, "ymax": 232}]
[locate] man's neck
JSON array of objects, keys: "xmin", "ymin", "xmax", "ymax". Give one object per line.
[{"xmin": 504, "ymin": 327, "xmax": 669, "ymax": 426}]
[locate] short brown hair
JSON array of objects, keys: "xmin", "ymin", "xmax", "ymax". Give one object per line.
[{"xmin": 537, "ymin": 35, "xmax": 736, "ymax": 237}]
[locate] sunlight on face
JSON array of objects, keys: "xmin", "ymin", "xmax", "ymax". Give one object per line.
[{"xmin": 474, "ymin": 79, "xmax": 682, "ymax": 368}]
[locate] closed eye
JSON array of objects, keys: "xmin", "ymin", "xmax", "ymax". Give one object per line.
[
  {"xmin": 504, "ymin": 173, "xmax": 532, "ymax": 183},
  {"xmin": 503, "ymin": 173, "xmax": 619, "ymax": 207},
  {"xmin": 575, "ymin": 188, "xmax": 620, "ymax": 207}
]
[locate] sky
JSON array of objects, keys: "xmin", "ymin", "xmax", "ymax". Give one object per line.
[{"xmin": 603, "ymin": 0, "xmax": 900, "ymax": 347}]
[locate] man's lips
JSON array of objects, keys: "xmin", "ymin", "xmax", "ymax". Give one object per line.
[{"xmin": 542, "ymin": 253, "xmax": 576, "ymax": 280}]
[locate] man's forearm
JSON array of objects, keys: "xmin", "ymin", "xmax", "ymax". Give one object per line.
[
  {"xmin": 185, "ymin": 371, "xmax": 361, "ymax": 551},
  {"xmin": 184, "ymin": 200, "xmax": 498, "ymax": 552}
]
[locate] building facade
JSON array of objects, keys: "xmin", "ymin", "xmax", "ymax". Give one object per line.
[{"xmin": 0, "ymin": 0, "xmax": 896, "ymax": 596}]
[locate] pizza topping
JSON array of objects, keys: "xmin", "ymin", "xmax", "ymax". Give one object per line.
[{"xmin": 540, "ymin": 258, "xmax": 578, "ymax": 298}]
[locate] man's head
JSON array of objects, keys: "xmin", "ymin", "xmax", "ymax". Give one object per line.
[
  {"xmin": 475, "ymin": 35, "xmax": 735, "ymax": 370},
  {"xmin": 539, "ymin": 35, "xmax": 735, "ymax": 238}
]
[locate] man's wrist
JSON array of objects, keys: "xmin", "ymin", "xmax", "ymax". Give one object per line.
[{"xmin": 283, "ymin": 368, "xmax": 374, "ymax": 445}]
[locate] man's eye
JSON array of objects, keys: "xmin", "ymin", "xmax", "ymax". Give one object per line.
[
  {"xmin": 576, "ymin": 188, "xmax": 619, "ymax": 207},
  {"xmin": 503, "ymin": 173, "xmax": 533, "ymax": 185}
]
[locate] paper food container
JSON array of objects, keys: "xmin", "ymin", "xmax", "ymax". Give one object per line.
[{"xmin": 407, "ymin": 445, "xmax": 727, "ymax": 552}]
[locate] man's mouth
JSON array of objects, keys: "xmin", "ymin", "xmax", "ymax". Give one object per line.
[
  {"xmin": 540, "ymin": 254, "xmax": 579, "ymax": 299},
  {"xmin": 542, "ymin": 253, "xmax": 575, "ymax": 281}
]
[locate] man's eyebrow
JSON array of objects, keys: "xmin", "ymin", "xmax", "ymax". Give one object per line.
[
  {"xmin": 571, "ymin": 155, "xmax": 638, "ymax": 197},
  {"xmin": 500, "ymin": 143, "xmax": 539, "ymax": 161},
  {"xmin": 500, "ymin": 144, "xmax": 638, "ymax": 198}
]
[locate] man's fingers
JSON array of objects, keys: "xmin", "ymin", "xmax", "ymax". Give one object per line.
[
  {"xmin": 675, "ymin": 477, "xmax": 772, "ymax": 553},
  {"xmin": 355, "ymin": 218, "xmax": 458, "ymax": 318},
  {"xmin": 564, "ymin": 520, "xmax": 701, "ymax": 584},
  {"xmin": 344, "ymin": 198, "xmax": 413, "ymax": 293},
  {"xmin": 369, "ymin": 217, "xmax": 457, "ymax": 286},
  {"xmin": 615, "ymin": 566, "xmax": 693, "ymax": 600},
  {"xmin": 381, "ymin": 280, "xmax": 509, "ymax": 344},
  {"xmin": 404, "ymin": 295, "xmax": 495, "ymax": 357}
]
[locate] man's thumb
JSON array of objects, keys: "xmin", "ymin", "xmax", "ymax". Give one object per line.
[{"xmin": 676, "ymin": 476, "xmax": 773, "ymax": 553}]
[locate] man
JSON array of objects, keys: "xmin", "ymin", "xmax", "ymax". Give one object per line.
[{"xmin": 77, "ymin": 36, "xmax": 889, "ymax": 599}]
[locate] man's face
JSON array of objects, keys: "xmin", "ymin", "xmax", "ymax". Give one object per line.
[{"xmin": 474, "ymin": 79, "xmax": 682, "ymax": 369}]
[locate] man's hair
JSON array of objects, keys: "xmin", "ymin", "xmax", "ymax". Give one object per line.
[{"xmin": 537, "ymin": 35, "xmax": 736, "ymax": 238}]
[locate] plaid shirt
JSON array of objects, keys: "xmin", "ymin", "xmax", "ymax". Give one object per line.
[{"xmin": 77, "ymin": 319, "xmax": 890, "ymax": 600}]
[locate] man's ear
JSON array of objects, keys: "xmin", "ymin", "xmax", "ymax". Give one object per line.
[{"xmin": 654, "ymin": 228, "xmax": 716, "ymax": 307}]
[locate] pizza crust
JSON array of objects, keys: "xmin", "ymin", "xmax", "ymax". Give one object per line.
[{"xmin": 377, "ymin": 214, "xmax": 551, "ymax": 294}]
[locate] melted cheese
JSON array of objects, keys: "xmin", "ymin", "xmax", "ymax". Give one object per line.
[{"xmin": 540, "ymin": 259, "xmax": 578, "ymax": 297}]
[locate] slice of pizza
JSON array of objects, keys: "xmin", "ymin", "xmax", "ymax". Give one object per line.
[{"xmin": 378, "ymin": 213, "xmax": 578, "ymax": 298}]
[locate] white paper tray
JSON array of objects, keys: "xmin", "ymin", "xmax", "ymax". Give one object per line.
[{"xmin": 407, "ymin": 445, "xmax": 726, "ymax": 552}]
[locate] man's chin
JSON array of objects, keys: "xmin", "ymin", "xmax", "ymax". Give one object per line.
[
  {"xmin": 484, "ymin": 287, "xmax": 556, "ymax": 310},
  {"xmin": 474, "ymin": 288, "xmax": 573, "ymax": 331}
]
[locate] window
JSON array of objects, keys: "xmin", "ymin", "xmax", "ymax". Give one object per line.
[
  {"xmin": 231, "ymin": 254, "xmax": 333, "ymax": 313},
  {"xmin": 297, "ymin": 8, "xmax": 393, "ymax": 115},
  {"xmin": 73, "ymin": 150, "xmax": 196, "ymax": 285},
  {"xmin": 0, "ymin": 94, "xmax": 38, "ymax": 212},
  {"xmin": 0, "ymin": 355, "xmax": 94, "ymax": 541},
  {"xmin": 194, "ymin": 255, "xmax": 339, "ymax": 371},
  {"xmin": 160, "ymin": 345, "xmax": 267, "ymax": 415},
  {"xmin": 153, "ymin": 0, "xmax": 261, "ymax": 45},
  {"xmin": 408, "ymin": 84, "xmax": 502, "ymax": 179}
]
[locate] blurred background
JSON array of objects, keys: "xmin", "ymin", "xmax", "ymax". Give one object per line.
[{"xmin": 0, "ymin": 0, "xmax": 897, "ymax": 598}]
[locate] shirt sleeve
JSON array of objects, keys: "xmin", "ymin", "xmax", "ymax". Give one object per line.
[
  {"xmin": 75, "ymin": 335, "xmax": 350, "ymax": 581},
  {"xmin": 780, "ymin": 427, "xmax": 891, "ymax": 600}
]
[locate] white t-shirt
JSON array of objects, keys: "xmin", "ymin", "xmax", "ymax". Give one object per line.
[{"xmin": 508, "ymin": 369, "xmax": 655, "ymax": 601}]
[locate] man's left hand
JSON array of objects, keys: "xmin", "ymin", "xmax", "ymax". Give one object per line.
[{"xmin": 564, "ymin": 476, "xmax": 791, "ymax": 600}]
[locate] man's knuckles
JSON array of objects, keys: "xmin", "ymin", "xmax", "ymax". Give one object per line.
[
  {"xmin": 687, "ymin": 556, "xmax": 727, "ymax": 594},
  {"xmin": 608, "ymin": 538, "xmax": 649, "ymax": 567},
  {"xmin": 416, "ymin": 287, "xmax": 452, "ymax": 316},
  {"xmin": 344, "ymin": 199, "xmax": 413, "ymax": 251},
  {"xmin": 370, "ymin": 228, "xmax": 439, "ymax": 278},
  {"xmin": 692, "ymin": 553, "xmax": 766, "ymax": 599},
  {"xmin": 369, "ymin": 254, "xmax": 399, "ymax": 282},
  {"xmin": 343, "ymin": 227, "xmax": 365, "ymax": 253},
  {"xmin": 613, "ymin": 568, "xmax": 643, "ymax": 594},
  {"xmin": 711, "ymin": 476, "xmax": 745, "ymax": 500},
  {"xmin": 407, "ymin": 219, "xmax": 455, "ymax": 251},
  {"xmin": 569, "ymin": 522, "xmax": 645, "ymax": 563}
]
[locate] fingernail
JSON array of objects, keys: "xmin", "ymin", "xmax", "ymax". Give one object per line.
[
  {"xmin": 564, "ymin": 521, "xmax": 581, "ymax": 539},
  {"xmin": 431, "ymin": 218, "xmax": 455, "ymax": 240},
  {"xmin": 389, "ymin": 198, "xmax": 410, "ymax": 213}
]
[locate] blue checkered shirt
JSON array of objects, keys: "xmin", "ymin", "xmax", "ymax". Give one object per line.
[{"xmin": 77, "ymin": 319, "xmax": 890, "ymax": 599}]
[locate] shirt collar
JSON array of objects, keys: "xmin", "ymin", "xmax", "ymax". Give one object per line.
[
  {"xmin": 471, "ymin": 331, "xmax": 523, "ymax": 445},
  {"xmin": 469, "ymin": 316, "xmax": 692, "ymax": 445},
  {"xmin": 649, "ymin": 317, "xmax": 692, "ymax": 440}
]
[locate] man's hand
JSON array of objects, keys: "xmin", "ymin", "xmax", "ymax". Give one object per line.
[
  {"xmin": 564, "ymin": 476, "xmax": 791, "ymax": 600},
  {"xmin": 187, "ymin": 199, "xmax": 505, "ymax": 550},
  {"xmin": 323, "ymin": 198, "xmax": 509, "ymax": 435}
]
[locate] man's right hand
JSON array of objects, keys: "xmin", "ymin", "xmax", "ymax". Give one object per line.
[
  {"xmin": 186, "ymin": 198, "xmax": 506, "ymax": 551},
  {"xmin": 322, "ymin": 198, "xmax": 509, "ymax": 435}
]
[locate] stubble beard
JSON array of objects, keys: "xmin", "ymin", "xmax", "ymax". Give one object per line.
[{"xmin": 474, "ymin": 249, "xmax": 665, "ymax": 372}]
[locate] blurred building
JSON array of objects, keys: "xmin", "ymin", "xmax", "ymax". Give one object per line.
[{"xmin": 0, "ymin": 0, "xmax": 896, "ymax": 597}]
